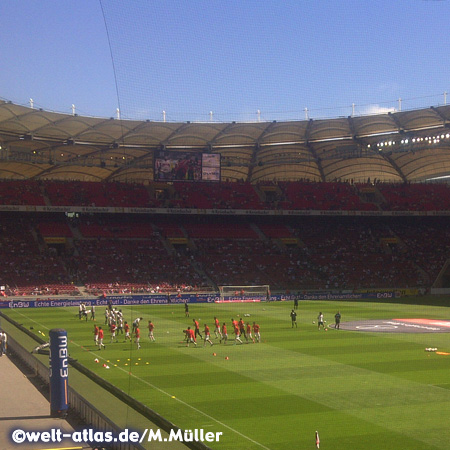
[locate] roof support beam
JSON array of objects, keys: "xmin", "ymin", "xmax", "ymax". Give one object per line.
[
  {"xmin": 305, "ymin": 119, "xmax": 325, "ymax": 181},
  {"xmin": 381, "ymin": 153, "xmax": 407, "ymax": 183}
]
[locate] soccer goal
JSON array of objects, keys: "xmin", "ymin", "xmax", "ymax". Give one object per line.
[{"xmin": 218, "ymin": 285, "xmax": 270, "ymax": 302}]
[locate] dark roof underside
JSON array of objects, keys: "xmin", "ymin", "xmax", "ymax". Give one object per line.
[{"xmin": 1, "ymin": 100, "xmax": 450, "ymax": 184}]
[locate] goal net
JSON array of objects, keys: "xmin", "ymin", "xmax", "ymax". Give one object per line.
[{"xmin": 218, "ymin": 285, "xmax": 270, "ymax": 302}]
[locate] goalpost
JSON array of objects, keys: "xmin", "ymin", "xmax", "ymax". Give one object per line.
[{"xmin": 218, "ymin": 285, "xmax": 270, "ymax": 302}]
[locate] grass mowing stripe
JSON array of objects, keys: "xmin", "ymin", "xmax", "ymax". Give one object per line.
[
  {"xmin": 4, "ymin": 299, "xmax": 450, "ymax": 450},
  {"xmin": 86, "ymin": 346, "xmax": 272, "ymax": 450},
  {"xmin": 35, "ymin": 308, "xmax": 274, "ymax": 450}
]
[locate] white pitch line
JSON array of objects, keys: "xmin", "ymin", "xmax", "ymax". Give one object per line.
[
  {"xmin": 76, "ymin": 342, "xmax": 271, "ymax": 450},
  {"xmin": 10, "ymin": 309, "xmax": 50, "ymax": 331},
  {"xmin": 17, "ymin": 307, "xmax": 272, "ymax": 450},
  {"xmin": 111, "ymin": 360, "xmax": 272, "ymax": 450}
]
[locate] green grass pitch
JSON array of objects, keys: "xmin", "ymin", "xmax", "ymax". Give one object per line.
[{"xmin": 4, "ymin": 299, "xmax": 450, "ymax": 450}]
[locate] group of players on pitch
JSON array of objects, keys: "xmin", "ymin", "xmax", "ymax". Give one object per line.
[
  {"xmin": 290, "ymin": 308, "xmax": 342, "ymax": 330},
  {"xmin": 90, "ymin": 302, "xmax": 341, "ymax": 351},
  {"xmin": 91, "ymin": 306, "xmax": 262, "ymax": 350},
  {"xmin": 91, "ymin": 308, "xmax": 151, "ymax": 350},
  {"xmin": 184, "ymin": 317, "xmax": 261, "ymax": 347}
]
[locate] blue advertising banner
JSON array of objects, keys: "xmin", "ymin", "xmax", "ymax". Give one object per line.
[
  {"xmin": 0, "ymin": 293, "xmax": 219, "ymax": 309},
  {"xmin": 49, "ymin": 328, "xmax": 69, "ymax": 417},
  {"xmin": 0, "ymin": 291, "xmax": 398, "ymax": 309}
]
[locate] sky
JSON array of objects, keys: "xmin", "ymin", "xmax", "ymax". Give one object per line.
[{"xmin": 1, "ymin": 0, "xmax": 449, "ymax": 122}]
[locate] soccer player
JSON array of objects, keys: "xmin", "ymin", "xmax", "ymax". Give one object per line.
[
  {"xmin": 133, "ymin": 317, "xmax": 143, "ymax": 333},
  {"xmin": 253, "ymin": 322, "xmax": 261, "ymax": 343},
  {"xmin": 104, "ymin": 308, "xmax": 109, "ymax": 325},
  {"xmin": 93, "ymin": 324, "xmax": 99, "ymax": 345},
  {"xmin": 110, "ymin": 308, "xmax": 117, "ymax": 325},
  {"xmin": 233, "ymin": 323, "xmax": 243, "ymax": 345},
  {"xmin": 334, "ymin": 311, "xmax": 341, "ymax": 329},
  {"xmin": 124, "ymin": 321, "xmax": 131, "ymax": 341},
  {"xmin": 193, "ymin": 319, "xmax": 203, "ymax": 339},
  {"xmin": 203, "ymin": 324, "xmax": 214, "ymax": 347},
  {"xmin": 117, "ymin": 312, "xmax": 124, "ymax": 334},
  {"xmin": 184, "ymin": 302, "xmax": 190, "ymax": 317},
  {"xmin": 81, "ymin": 302, "xmax": 88, "ymax": 321},
  {"xmin": 110, "ymin": 321, "xmax": 117, "ymax": 343},
  {"xmin": 213, "ymin": 317, "xmax": 222, "ymax": 339},
  {"xmin": 246, "ymin": 322, "xmax": 255, "ymax": 343},
  {"xmin": 97, "ymin": 327, "xmax": 105, "ymax": 350},
  {"xmin": 186, "ymin": 327, "xmax": 197, "ymax": 347},
  {"xmin": 238, "ymin": 318, "xmax": 247, "ymax": 340},
  {"xmin": 315, "ymin": 430, "xmax": 320, "ymax": 449},
  {"xmin": 135, "ymin": 326, "xmax": 141, "ymax": 349},
  {"xmin": 221, "ymin": 323, "xmax": 228, "ymax": 345},
  {"xmin": 90, "ymin": 305, "xmax": 96, "ymax": 321},
  {"xmin": 290, "ymin": 309, "xmax": 297, "ymax": 328},
  {"xmin": 148, "ymin": 320, "xmax": 155, "ymax": 342},
  {"xmin": 317, "ymin": 312, "xmax": 325, "ymax": 330}
]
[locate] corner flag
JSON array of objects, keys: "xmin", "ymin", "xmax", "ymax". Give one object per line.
[{"xmin": 315, "ymin": 430, "xmax": 320, "ymax": 448}]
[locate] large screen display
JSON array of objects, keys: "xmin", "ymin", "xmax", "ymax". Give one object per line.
[
  {"xmin": 201, "ymin": 153, "xmax": 221, "ymax": 181},
  {"xmin": 154, "ymin": 151, "xmax": 220, "ymax": 181}
]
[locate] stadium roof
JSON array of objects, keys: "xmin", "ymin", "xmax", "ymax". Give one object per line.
[{"xmin": 1, "ymin": 99, "xmax": 450, "ymax": 184}]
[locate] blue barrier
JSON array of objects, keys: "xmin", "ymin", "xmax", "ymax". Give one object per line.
[{"xmin": 49, "ymin": 328, "xmax": 69, "ymax": 417}]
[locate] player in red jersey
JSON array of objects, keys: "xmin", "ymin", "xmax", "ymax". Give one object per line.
[
  {"xmin": 193, "ymin": 319, "xmax": 203, "ymax": 340},
  {"xmin": 97, "ymin": 327, "xmax": 105, "ymax": 350},
  {"xmin": 221, "ymin": 323, "xmax": 228, "ymax": 344},
  {"xmin": 203, "ymin": 324, "xmax": 214, "ymax": 347},
  {"xmin": 110, "ymin": 321, "xmax": 118, "ymax": 343},
  {"xmin": 253, "ymin": 322, "xmax": 261, "ymax": 343},
  {"xmin": 233, "ymin": 324, "xmax": 243, "ymax": 345},
  {"xmin": 124, "ymin": 321, "xmax": 131, "ymax": 341},
  {"xmin": 214, "ymin": 317, "xmax": 222, "ymax": 339},
  {"xmin": 238, "ymin": 318, "xmax": 246, "ymax": 340},
  {"xmin": 135, "ymin": 326, "xmax": 141, "ymax": 349},
  {"xmin": 246, "ymin": 322, "xmax": 255, "ymax": 343},
  {"xmin": 148, "ymin": 320, "xmax": 155, "ymax": 342},
  {"xmin": 93, "ymin": 324, "xmax": 99, "ymax": 345},
  {"xmin": 186, "ymin": 327, "xmax": 197, "ymax": 347}
]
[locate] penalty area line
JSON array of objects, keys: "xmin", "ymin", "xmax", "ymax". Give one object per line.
[
  {"xmin": 12, "ymin": 307, "xmax": 271, "ymax": 449},
  {"xmin": 70, "ymin": 339, "xmax": 272, "ymax": 450},
  {"xmin": 122, "ymin": 367, "xmax": 273, "ymax": 450}
]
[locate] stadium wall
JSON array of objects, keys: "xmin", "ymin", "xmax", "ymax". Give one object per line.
[
  {"xmin": 1, "ymin": 312, "xmax": 212, "ymax": 450},
  {"xmin": 3, "ymin": 329, "xmax": 146, "ymax": 450}
]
